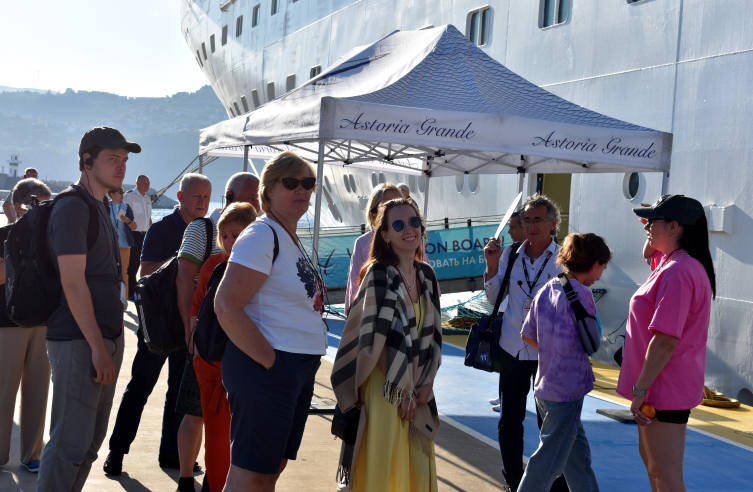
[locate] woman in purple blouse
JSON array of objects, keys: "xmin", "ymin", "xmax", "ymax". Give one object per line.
[{"xmin": 518, "ymin": 233, "xmax": 612, "ymax": 492}]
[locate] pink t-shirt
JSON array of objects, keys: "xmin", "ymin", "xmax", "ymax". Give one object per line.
[
  {"xmin": 616, "ymin": 250, "xmax": 712, "ymax": 410},
  {"xmin": 650, "ymin": 250, "xmax": 664, "ymax": 271}
]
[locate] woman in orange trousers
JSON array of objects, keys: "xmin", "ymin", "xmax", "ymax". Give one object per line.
[{"xmin": 191, "ymin": 203, "xmax": 256, "ymax": 491}]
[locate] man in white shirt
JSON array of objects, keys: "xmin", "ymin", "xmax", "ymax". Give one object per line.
[
  {"xmin": 483, "ymin": 194, "xmax": 565, "ymax": 492},
  {"xmin": 123, "ymin": 175, "xmax": 152, "ymax": 301},
  {"xmin": 3, "ymin": 168, "xmax": 38, "ymax": 223}
]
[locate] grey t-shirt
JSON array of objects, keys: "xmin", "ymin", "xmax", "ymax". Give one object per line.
[{"xmin": 47, "ymin": 191, "xmax": 123, "ymax": 341}]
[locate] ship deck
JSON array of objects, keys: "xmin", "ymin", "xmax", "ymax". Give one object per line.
[{"xmin": 1, "ymin": 303, "xmax": 751, "ymax": 491}]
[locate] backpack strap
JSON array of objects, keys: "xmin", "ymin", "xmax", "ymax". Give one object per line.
[
  {"xmin": 489, "ymin": 241, "xmax": 522, "ymax": 324},
  {"xmin": 57, "ymin": 185, "xmax": 100, "ymax": 251},
  {"xmin": 261, "ymin": 221, "xmax": 280, "ymax": 264},
  {"xmin": 201, "ymin": 218, "xmax": 214, "ymax": 263},
  {"xmin": 557, "ymin": 273, "xmax": 592, "ymax": 320}
]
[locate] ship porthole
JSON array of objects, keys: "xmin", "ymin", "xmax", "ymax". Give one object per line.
[
  {"xmin": 371, "ymin": 173, "xmax": 378, "ymax": 188},
  {"xmin": 455, "ymin": 175, "xmax": 465, "ymax": 193},
  {"xmin": 349, "ymin": 174, "xmax": 357, "ymax": 193},
  {"xmin": 622, "ymin": 172, "xmax": 641, "ymax": 201},
  {"xmin": 343, "ymin": 175, "xmax": 351, "ymax": 193},
  {"xmin": 468, "ymin": 174, "xmax": 480, "ymax": 193},
  {"xmin": 324, "ymin": 176, "xmax": 332, "ymax": 193},
  {"xmin": 418, "ymin": 176, "xmax": 427, "ymax": 194}
]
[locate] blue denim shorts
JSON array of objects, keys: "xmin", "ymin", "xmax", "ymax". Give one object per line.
[{"xmin": 222, "ymin": 340, "xmax": 321, "ymax": 474}]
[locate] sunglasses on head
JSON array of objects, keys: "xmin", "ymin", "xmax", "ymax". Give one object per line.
[
  {"xmin": 279, "ymin": 177, "xmax": 316, "ymax": 191},
  {"xmin": 390, "ymin": 216, "xmax": 422, "ymax": 232}
]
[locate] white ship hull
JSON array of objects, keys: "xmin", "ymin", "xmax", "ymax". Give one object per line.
[{"xmin": 181, "ymin": 0, "xmax": 753, "ymax": 403}]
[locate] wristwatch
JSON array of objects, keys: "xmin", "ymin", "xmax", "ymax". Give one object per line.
[{"xmin": 632, "ymin": 385, "xmax": 647, "ymax": 397}]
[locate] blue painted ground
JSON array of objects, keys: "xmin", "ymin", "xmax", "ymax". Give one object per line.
[{"xmin": 323, "ymin": 317, "xmax": 752, "ymax": 491}]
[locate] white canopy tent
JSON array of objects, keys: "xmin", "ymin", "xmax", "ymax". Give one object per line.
[{"xmin": 199, "ymin": 25, "xmax": 671, "ymax": 263}]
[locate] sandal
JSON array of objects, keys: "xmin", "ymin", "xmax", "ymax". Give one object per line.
[{"xmin": 701, "ymin": 386, "xmax": 741, "ymax": 408}]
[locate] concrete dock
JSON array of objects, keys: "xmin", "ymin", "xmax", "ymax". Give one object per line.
[{"xmin": 0, "ymin": 305, "xmax": 507, "ymax": 491}]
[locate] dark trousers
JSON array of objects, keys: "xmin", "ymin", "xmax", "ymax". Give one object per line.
[
  {"xmin": 498, "ymin": 349, "xmax": 569, "ymax": 492},
  {"xmin": 127, "ymin": 231, "xmax": 146, "ymax": 301},
  {"xmin": 108, "ymin": 328, "xmax": 187, "ymax": 461}
]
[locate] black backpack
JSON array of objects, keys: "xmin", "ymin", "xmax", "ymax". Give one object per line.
[
  {"xmin": 5, "ymin": 186, "xmax": 101, "ymax": 328},
  {"xmin": 134, "ymin": 217, "xmax": 213, "ymax": 356},
  {"xmin": 194, "ymin": 222, "xmax": 279, "ymax": 362}
]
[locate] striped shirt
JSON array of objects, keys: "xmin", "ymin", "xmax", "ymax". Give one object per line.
[{"xmin": 177, "ymin": 218, "xmax": 222, "ymax": 286}]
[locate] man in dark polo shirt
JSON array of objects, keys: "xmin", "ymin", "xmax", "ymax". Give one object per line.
[
  {"xmin": 36, "ymin": 127, "xmax": 140, "ymax": 491},
  {"xmin": 104, "ymin": 173, "xmax": 211, "ymax": 476}
]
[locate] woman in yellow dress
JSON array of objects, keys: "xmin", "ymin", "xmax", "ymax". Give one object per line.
[{"xmin": 331, "ymin": 198, "xmax": 442, "ymax": 491}]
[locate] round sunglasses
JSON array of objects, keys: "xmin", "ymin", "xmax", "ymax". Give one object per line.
[
  {"xmin": 279, "ymin": 177, "xmax": 317, "ymax": 191},
  {"xmin": 390, "ymin": 216, "xmax": 422, "ymax": 232}
]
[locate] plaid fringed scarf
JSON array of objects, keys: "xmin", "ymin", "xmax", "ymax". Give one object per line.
[{"xmin": 331, "ymin": 261, "xmax": 442, "ymax": 489}]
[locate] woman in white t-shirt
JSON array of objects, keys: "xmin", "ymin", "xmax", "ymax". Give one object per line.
[{"xmin": 215, "ymin": 151, "xmax": 326, "ymax": 492}]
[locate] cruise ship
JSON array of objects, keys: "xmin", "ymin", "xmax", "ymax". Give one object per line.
[{"xmin": 180, "ymin": 0, "xmax": 753, "ymax": 406}]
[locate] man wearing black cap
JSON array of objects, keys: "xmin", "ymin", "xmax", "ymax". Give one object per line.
[{"xmin": 36, "ymin": 127, "xmax": 141, "ymax": 492}]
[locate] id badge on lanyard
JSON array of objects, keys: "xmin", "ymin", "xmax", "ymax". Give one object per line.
[{"xmin": 523, "ymin": 296, "xmax": 533, "ymax": 318}]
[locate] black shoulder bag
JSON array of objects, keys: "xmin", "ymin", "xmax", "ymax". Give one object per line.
[
  {"xmin": 193, "ymin": 222, "xmax": 279, "ymax": 362},
  {"xmin": 464, "ymin": 242, "xmax": 522, "ymax": 373}
]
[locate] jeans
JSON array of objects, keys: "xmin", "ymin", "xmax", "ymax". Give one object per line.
[
  {"xmin": 127, "ymin": 231, "xmax": 145, "ymax": 301},
  {"xmin": 498, "ymin": 349, "xmax": 568, "ymax": 492},
  {"xmin": 37, "ymin": 333, "xmax": 124, "ymax": 492},
  {"xmin": 518, "ymin": 397, "xmax": 600, "ymax": 492},
  {"xmin": 108, "ymin": 328, "xmax": 187, "ymax": 461}
]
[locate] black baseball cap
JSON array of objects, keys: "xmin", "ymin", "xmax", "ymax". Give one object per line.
[
  {"xmin": 79, "ymin": 127, "xmax": 141, "ymax": 156},
  {"xmin": 633, "ymin": 194, "xmax": 705, "ymax": 226}
]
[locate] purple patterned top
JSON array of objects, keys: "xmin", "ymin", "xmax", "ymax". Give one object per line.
[{"xmin": 521, "ymin": 277, "xmax": 596, "ymax": 402}]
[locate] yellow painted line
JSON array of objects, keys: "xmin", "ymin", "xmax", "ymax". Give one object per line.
[{"xmin": 590, "ymin": 361, "xmax": 753, "ymax": 450}]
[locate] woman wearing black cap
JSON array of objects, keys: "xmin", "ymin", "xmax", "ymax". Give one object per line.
[{"xmin": 616, "ymin": 194, "xmax": 715, "ymax": 491}]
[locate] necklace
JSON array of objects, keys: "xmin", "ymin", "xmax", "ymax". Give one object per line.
[
  {"xmin": 397, "ymin": 264, "xmax": 417, "ymax": 290},
  {"xmin": 658, "ymin": 251, "xmax": 689, "ymax": 273}
]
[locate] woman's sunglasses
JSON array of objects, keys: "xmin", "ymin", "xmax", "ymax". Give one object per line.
[
  {"xmin": 280, "ymin": 177, "xmax": 317, "ymax": 191},
  {"xmin": 391, "ymin": 216, "xmax": 422, "ymax": 232}
]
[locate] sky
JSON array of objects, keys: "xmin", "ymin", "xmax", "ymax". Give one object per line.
[{"xmin": 0, "ymin": 0, "xmax": 207, "ymax": 96}]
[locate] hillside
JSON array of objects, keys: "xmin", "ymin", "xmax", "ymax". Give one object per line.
[{"xmin": 0, "ymin": 85, "xmax": 241, "ymax": 195}]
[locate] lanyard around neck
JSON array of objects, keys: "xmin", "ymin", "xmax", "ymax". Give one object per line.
[{"xmin": 522, "ymin": 250, "xmax": 553, "ymax": 294}]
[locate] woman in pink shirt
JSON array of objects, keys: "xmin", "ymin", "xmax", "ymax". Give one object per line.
[
  {"xmin": 344, "ymin": 184, "xmax": 402, "ymax": 314},
  {"xmin": 617, "ymin": 195, "xmax": 715, "ymax": 491}
]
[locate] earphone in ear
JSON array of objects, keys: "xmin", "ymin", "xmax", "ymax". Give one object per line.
[
  {"xmin": 84, "ymin": 156, "xmax": 93, "ymax": 169},
  {"xmin": 225, "ymin": 190, "xmax": 234, "ymax": 204}
]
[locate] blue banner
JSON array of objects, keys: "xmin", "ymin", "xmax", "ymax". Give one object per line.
[{"xmin": 302, "ymin": 223, "xmax": 509, "ymax": 289}]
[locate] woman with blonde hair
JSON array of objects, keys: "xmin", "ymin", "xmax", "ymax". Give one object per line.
[
  {"xmin": 344, "ymin": 183, "xmax": 402, "ymax": 314},
  {"xmin": 332, "ymin": 198, "xmax": 442, "ymax": 491},
  {"xmin": 188, "ymin": 202, "xmax": 256, "ymax": 492},
  {"xmin": 215, "ymin": 151, "xmax": 327, "ymax": 492}
]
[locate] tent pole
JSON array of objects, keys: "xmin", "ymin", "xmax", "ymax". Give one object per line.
[
  {"xmin": 422, "ymin": 174, "xmax": 431, "ymax": 220},
  {"xmin": 518, "ymin": 172, "xmax": 525, "ymax": 195},
  {"xmin": 312, "ymin": 139, "xmax": 326, "ymax": 266},
  {"xmin": 243, "ymin": 145, "xmax": 249, "ymax": 172},
  {"xmin": 198, "ymin": 155, "xmax": 203, "ymax": 175},
  {"xmin": 661, "ymin": 171, "xmax": 669, "ymax": 195}
]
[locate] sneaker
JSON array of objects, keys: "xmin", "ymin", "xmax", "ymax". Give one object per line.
[
  {"xmin": 492, "ymin": 404, "xmax": 500, "ymax": 412},
  {"xmin": 489, "ymin": 397, "xmax": 500, "ymax": 405},
  {"xmin": 103, "ymin": 451, "xmax": 123, "ymax": 476},
  {"xmin": 21, "ymin": 460, "xmax": 40, "ymax": 473}
]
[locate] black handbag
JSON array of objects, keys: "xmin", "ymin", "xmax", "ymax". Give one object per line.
[
  {"xmin": 194, "ymin": 261, "xmax": 229, "ymax": 363},
  {"xmin": 464, "ymin": 242, "xmax": 521, "ymax": 373},
  {"xmin": 175, "ymin": 354, "xmax": 203, "ymax": 417},
  {"xmin": 331, "ymin": 402, "xmax": 362, "ymax": 445}
]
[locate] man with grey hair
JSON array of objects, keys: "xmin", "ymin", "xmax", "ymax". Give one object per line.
[
  {"xmin": 3, "ymin": 167, "xmax": 39, "ymax": 223},
  {"xmin": 209, "ymin": 172, "xmax": 260, "ymax": 223},
  {"xmin": 0, "ymin": 179, "xmax": 52, "ymax": 474},
  {"xmin": 104, "ymin": 173, "xmax": 211, "ymax": 476},
  {"xmin": 396, "ymin": 182, "xmax": 411, "ymax": 200},
  {"xmin": 483, "ymin": 193, "xmax": 566, "ymax": 492}
]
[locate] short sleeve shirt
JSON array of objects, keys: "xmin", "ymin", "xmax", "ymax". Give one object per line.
[
  {"xmin": 521, "ymin": 278, "xmax": 596, "ymax": 402},
  {"xmin": 47, "ymin": 191, "xmax": 123, "ymax": 341},
  {"xmin": 178, "ymin": 219, "xmax": 222, "ymax": 268},
  {"xmin": 123, "ymin": 189, "xmax": 152, "ymax": 233},
  {"xmin": 141, "ymin": 208, "xmax": 188, "ymax": 263},
  {"xmin": 229, "ymin": 217, "xmax": 327, "ymax": 355},
  {"xmin": 616, "ymin": 251, "xmax": 712, "ymax": 410}
]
